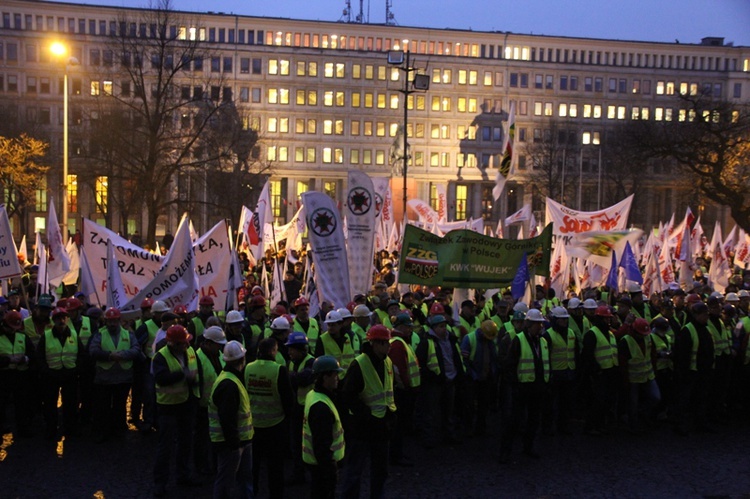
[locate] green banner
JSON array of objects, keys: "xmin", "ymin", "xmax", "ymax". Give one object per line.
[{"xmin": 398, "ymin": 223, "xmax": 553, "ymax": 288}]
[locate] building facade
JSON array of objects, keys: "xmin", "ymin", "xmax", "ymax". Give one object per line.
[{"xmin": 1, "ymin": 0, "xmax": 748, "ymax": 241}]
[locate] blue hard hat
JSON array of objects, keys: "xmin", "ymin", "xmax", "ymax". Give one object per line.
[{"xmin": 285, "ymin": 331, "xmax": 309, "ymax": 347}]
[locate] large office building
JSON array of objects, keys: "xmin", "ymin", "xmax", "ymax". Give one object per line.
[{"xmin": 1, "ymin": 0, "xmax": 748, "ymax": 240}]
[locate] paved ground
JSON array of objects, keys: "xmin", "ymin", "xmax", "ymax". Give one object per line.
[{"xmin": 2, "ymin": 412, "xmax": 750, "ymax": 499}]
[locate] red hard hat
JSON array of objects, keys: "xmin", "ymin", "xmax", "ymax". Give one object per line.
[
  {"xmin": 633, "ymin": 318, "xmax": 650, "ymax": 335},
  {"xmin": 173, "ymin": 304, "xmax": 188, "ymax": 315},
  {"xmin": 104, "ymin": 307, "xmax": 122, "ymax": 320},
  {"xmin": 140, "ymin": 298, "xmax": 155, "ymax": 309},
  {"xmin": 56, "ymin": 298, "xmax": 68, "ymax": 309},
  {"xmin": 366, "ymin": 324, "xmax": 392, "ymax": 341},
  {"xmin": 51, "ymin": 307, "xmax": 69, "ymax": 319},
  {"xmin": 429, "ymin": 302, "xmax": 444, "ymax": 316},
  {"xmin": 346, "ymin": 301, "xmax": 357, "ymax": 314},
  {"xmin": 3, "ymin": 310, "xmax": 23, "ymax": 330},
  {"xmin": 249, "ymin": 295, "xmax": 266, "ymax": 309},
  {"xmin": 686, "ymin": 293, "xmax": 702, "ymax": 305},
  {"xmin": 199, "ymin": 296, "xmax": 215, "ymax": 307},
  {"xmin": 166, "ymin": 324, "xmax": 191, "ymax": 344},
  {"xmin": 294, "ymin": 297, "xmax": 309, "ymax": 308},
  {"xmin": 595, "ymin": 305, "xmax": 613, "ymax": 318},
  {"xmin": 66, "ymin": 297, "xmax": 83, "ymax": 311},
  {"xmin": 272, "ymin": 304, "xmax": 287, "ymax": 316}
]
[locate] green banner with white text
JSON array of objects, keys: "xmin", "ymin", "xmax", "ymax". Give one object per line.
[{"xmin": 398, "ymin": 223, "xmax": 553, "ymax": 288}]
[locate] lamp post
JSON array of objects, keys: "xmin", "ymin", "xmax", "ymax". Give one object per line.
[
  {"xmin": 50, "ymin": 42, "xmax": 79, "ymax": 242},
  {"xmin": 387, "ymin": 43, "xmax": 429, "ymax": 222}
]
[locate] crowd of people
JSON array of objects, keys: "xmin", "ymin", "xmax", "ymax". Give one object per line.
[{"xmin": 1, "ymin": 260, "xmax": 750, "ymax": 498}]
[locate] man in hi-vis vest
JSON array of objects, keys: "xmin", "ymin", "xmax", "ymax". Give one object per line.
[
  {"xmin": 152, "ymin": 324, "xmax": 201, "ymax": 496},
  {"xmin": 500, "ymin": 309, "xmax": 550, "ymax": 464},
  {"xmin": 303, "ymin": 355, "xmax": 345, "ymax": 499},
  {"xmin": 209, "ymin": 340, "xmax": 254, "ymax": 499}
]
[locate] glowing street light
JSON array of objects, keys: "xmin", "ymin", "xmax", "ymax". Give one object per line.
[{"xmin": 50, "ymin": 42, "xmax": 79, "ymax": 242}]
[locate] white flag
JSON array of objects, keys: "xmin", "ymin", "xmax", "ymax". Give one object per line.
[
  {"xmin": 79, "ymin": 245, "xmax": 101, "ymax": 307},
  {"xmin": 35, "ymin": 232, "xmax": 48, "ymax": 295},
  {"xmin": 0, "ymin": 205, "xmax": 22, "ymax": 279},
  {"xmin": 707, "ymin": 221, "xmax": 731, "ymax": 293},
  {"xmin": 248, "ymin": 181, "xmax": 274, "ymax": 262},
  {"xmin": 303, "ymin": 191, "xmax": 350, "ymax": 309},
  {"xmin": 106, "ymin": 238, "xmax": 127, "ymax": 309},
  {"xmin": 47, "ymin": 199, "xmax": 71, "ymax": 285},
  {"xmin": 121, "ymin": 214, "xmax": 199, "ymax": 311},
  {"xmin": 346, "ymin": 171, "xmax": 377, "ymax": 297},
  {"xmin": 62, "ymin": 238, "xmax": 80, "ymax": 286}
]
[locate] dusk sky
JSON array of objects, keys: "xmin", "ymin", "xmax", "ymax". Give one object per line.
[{"xmin": 59, "ymin": 0, "xmax": 750, "ymax": 46}]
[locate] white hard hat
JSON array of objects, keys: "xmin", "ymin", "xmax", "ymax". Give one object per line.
[
  {"xmin": 627, "ymin": 282, "xmax": 642, "ymax": 294},
  {"xmin": 353, "ymin": 304, "xmax": 372, "ymax": 318},
  {"xmin": 225, "ymin": 310, "xmax": 245, "ymax": 324},
  {"xmin": 567, "ymin": 298, "xmax": 582, "ymax": 309},
  {"xmin": 336, "ymin": 308, "xmax": 353, "ymax": 320},
  {"xmin": 583, "ymin": 298, "xmax": 598, "ymax": 310},
  {"xmin": 526, "ymin": 309, "xmax": 546, "ymax": 322},
  {"xmin": 324, "ymin": 310, "xmax": 343, "ymax": 324},
  {"xmin": 725, "ymin": 292, "xmax": 740, "ymax": 303},
  {"xmin": 513, "ymin": 302, "xmax": 529, "ymax": 314},
  {"xmin": 739, "ymin": 290, "xmax": 750, "ymax": 298},
  {"xmin": 223, "ymin": 340, "xmax": 247, "ymax": 362},
  {"xmin": 151, "ymin": 300, "xmax": 169, "ymax": 313},
  {"xmin": 551, "ymin": 306, "xmax": 570, "ymax": 319},
  {"xmin": 710, "ymin": 291, "xmax": 723, "ymax": 299},
  {"xmin": 203, "ymin": 326, "xmax": 227, "ymax": 345},
  {"xmin": 271, "ymin": 316, "xmax": 291, "ymax": 330}
]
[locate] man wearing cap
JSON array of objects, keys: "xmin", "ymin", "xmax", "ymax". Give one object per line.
[
  {"xmin": 189, "ymin": 296, "xmax": 216, "ymax": 345},
  {"xmin": 245, "ymin": 337, "xmax": 294, "ymax": 499},
  {"xmin": 671, "ymin": 289, "xmax": 689, "ymax": 328},
  {"xmin": 389, "ymin": 312, "xmax": 420, "ymax": 465},
  {"xmin": 351, "ymin": 304, "xmax": 372, "ymax": 346},
  {"xmin": 618, "ymin": 318, "xmax": 660, "ymax": 432},
  {"xmin": 499, "ymin": 309, "xmax": 551, "ymax": 463},
  {"xmin": 23, "ymin": 294, "xmax": 54, "ymax": 348},
  {"xmin": 292, "ymin": 297, "xmax": 320, "ymax": 353},
  {"xmin": 7, "ymin": 289, "xmax": 29, "ymax": 319},
  {"xmin": 542, "ymin": 307, "xmax": 578, "ymax": 435},
  {"xmin": 286, "ymin": 331, "xmax": 315, "ymax": 484},
  {"xmin": 37, "ymin": 307, "xmax": 82, "ymax": 439},
  {"xmin": 315, "ymin": 311, "xmax": 356, "ymax": 375},
  {"xmin": 489, "ymin": 298, "xmax": 511, "ymax": 334},
  {"xmin": 337, "ymin": 308, "xmax": 361, "ymax": 354},
  {"xmin": 152, "ymin": 324, "xmax": 201, "ymax": 495},
  {"xmin": 673, "ymin": 301, "xmax": 714, "ymax": 435},
  {"xmin": 88, "ymin": 308, "xmax": 141, "ymax": 442},
  {"xmin": 195, "ymin": 325, "xmax": 227, "ymax": 475},
  {"xmin": 461, "ymin": 320, "xmax": 499, "ymax": 437},
  {"xmin": 707, "ymin": 296, "xmax": 732, "ymax": 422},
  {"xmin": 209, "ymin": 340, "xmax": 254, "ymax": 499},
  {"xmin": 416, "ymin": 314, "xmax": 464, "ymax": 448},
  {"xmin": 0, "ymin": 311, "xmax": 36, "ymax": 436},
  {"xmin": 650, "ymin": 317, "xmax": 674, "ymax": 421},
  {"xmin": 580, "ymin": 305, "xmax": 619, "ymax": 435},
  {"xmin": 130, "ymin": 298, "xmax": 154, "ymax": 429},
  {"xmin": 372, "ymin": 295, "xmax": 396, "ymax": 329},
  {"xmin": 456, "ymin": 300, "xmax": 480, "ymax": 341},
  {"xmin": 652, "ymin": 299, "xmax": 680, "ymax": 342},
  {"xmin": 65, "ymin": 297, "xmax": 95, "ymax": 426},
  {"xmin": 303, "ymin": 355, "xmax": 345, "ymax": 498},
  {"xmin": 341, "ymin": 325, "xmax": 396, "ymax": 499}
]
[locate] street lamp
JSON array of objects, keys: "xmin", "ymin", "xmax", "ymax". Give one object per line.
[
  {"xmin": 50, "ymin": 42, "xmax": 79, "ymax": 242},
  {"xmin": 387, "ymin": 43, "xmax": 429, "ymax": 222}
]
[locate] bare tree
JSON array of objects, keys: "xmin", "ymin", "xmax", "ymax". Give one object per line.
[
  {"xmin": 522, "ymin": 120, "xmax": 578, "ymax": 204},
  {"xmin": 79, "ymin": 0, "xmax": 263, "ymax": 243},
  {"xmin": 615, "ymin": 93, "xmax": 750, "ymax": 232}
]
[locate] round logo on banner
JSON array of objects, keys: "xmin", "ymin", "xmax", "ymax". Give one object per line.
[
  {"xmin": 309, "ymin": 207, "xmax": 337, "ymax": 237},
  {"xmin": 347, "ymin": 187, "xmax": 372, "ymax": 216},
  {"xmin": 374, "ymin": 193, "xmax": 384, "ymax": 217}
]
